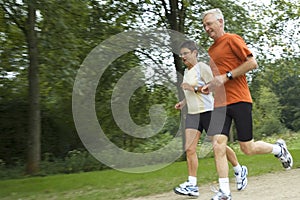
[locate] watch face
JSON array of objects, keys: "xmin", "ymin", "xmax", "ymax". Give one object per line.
[
  {"xmin": 194, "ymin": 86, "xmax": 198, "ymax": 92},
  {"xmin": 227, "ymin": 72, "xmax": 233, "ymax": 79}
]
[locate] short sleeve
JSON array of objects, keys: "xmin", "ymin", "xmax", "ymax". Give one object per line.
[
  {"xmin": 229, "ymin": 35, "xmax": 253, "ymax": 62},
  {"xmin": 198, "ymin": 62, "xmax": 214, "ymax": 83}
]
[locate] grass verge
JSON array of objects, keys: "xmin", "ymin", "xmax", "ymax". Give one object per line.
[{"xmin": 0, "ymin": 148, "xmax": 299, "ymax": 200}]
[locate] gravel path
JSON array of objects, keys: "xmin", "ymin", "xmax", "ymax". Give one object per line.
[{"xmin": 128, "ymin": 168, "xmax": 300, "ymax": 200}]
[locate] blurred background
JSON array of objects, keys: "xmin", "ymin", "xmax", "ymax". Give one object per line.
[{"xmin": 0, "ymin": 0, "xmax": 299, "ymax": 178}]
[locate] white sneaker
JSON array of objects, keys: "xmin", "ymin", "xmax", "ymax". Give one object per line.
[
  {"xmin": 174, "ymin": 181, "xmax": 199, "ymax": 197},
  {"xmin": 235, "ymin": 165, "xmax": 248, "ymax": 190},
  {"xmin": 275, "ymin": 139, "xmax": 293, "ymax": 170},
  {"xmin": 179, "ymin": 181, "xmax": 190, "ymax": 188},
  {"xmin": 211, "ymin": 187, "xmax": 231, "ymax": 200}
]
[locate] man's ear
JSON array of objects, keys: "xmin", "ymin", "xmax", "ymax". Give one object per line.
[{"xmin": 218, "ymin": 18, "xmax": 224, "ymax": 27}]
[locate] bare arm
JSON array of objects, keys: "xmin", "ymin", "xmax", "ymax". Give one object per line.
[
  {"xmin": 175, "ymin": 99, "xmax": 186, "ymax": 110},
  {"xmin": 202, "ymin": 56, "xmax": 258, "ymax": 93},
  {"xmin": 231, "ymin": 56, "xmax": 258, "ymax": 79}
]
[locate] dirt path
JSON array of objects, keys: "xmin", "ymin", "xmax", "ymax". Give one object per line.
[{"xmin": 128, "ymin": 168, "xmax": 300, "ymax": 200}]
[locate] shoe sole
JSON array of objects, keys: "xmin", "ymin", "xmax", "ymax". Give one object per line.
[
  {"xmin": 173, "ymin": 188, "xmax": 199, "ymax": 197},
  {"xmin": 173, "ymin": 188, "xmax": 187, "ymax": 196}
]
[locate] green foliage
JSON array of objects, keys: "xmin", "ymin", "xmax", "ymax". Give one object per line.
[
  {"xmin": 242, "ymin": 0, "xmax": 300, "ymax": 60},
  {"xmin": 0, "ymin": 0, "xmax": 299, "ymax": 175},
  {"xmin": 251, "ymin": 57, "xmax": 300, "ymax": 132},
  {"xmin": 63, "ymin": 150, "xmax": 105, "ymax": 173},
  {"xmin": 269, "ymin": 59, "xmax": 300, "ymax": 131},
  {"xmin": 0, "ymin": 149, "xmax": 109, "ymax": 180},
  {"xmin": 0, "ymin": 99, "xmax": 28, "ymax": 165},
  {"xmin": 133, "ymin": 132, "xmax": 179, "ymax": 153},
  {"xmin": 252, "ymin": 86, "xmax": 286, "ymax": 138},
  {"xmin": 0, "ymin": 0, "xmax": 139, "ymax": 167}
]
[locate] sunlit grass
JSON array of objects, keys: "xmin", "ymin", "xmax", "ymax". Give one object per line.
[{"xmin": 0, "ymin": 136, "xmax": 299, "ymax": 200}]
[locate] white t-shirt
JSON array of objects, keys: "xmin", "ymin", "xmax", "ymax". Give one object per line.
[{"xmin": 183, "ymin": 62, "xmax": 214, "ymax": 114}]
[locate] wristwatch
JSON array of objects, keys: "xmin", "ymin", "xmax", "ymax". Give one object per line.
[
  {"xmin": 226, "ymin": 71, "xmax": 233, "ymax": 80},
  {"xmin": 194, "ymin": 86, "xmax": 198, "ymax": 93}
]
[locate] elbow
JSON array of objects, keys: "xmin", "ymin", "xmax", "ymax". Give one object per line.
[
  {"xmin": 253, "ymin": 59, "xmax": 258, "ymax": 69},
  {"xmin": 251, "ymin": 61, "xmax": 258, "ymax": 70},
  {"xmin": 248, "ymin": 57, "xmax": 258, "ymax": 70}
]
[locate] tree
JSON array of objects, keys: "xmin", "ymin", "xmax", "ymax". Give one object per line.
[
  {"xmin": 248, "ymin": 0, "xmax": 299, "ymax": 60},
  {"xmin": 251, "ymin": 56, "xmax": 300, "ymax": 132},
  {"xmin": 1, "ymin": 0, "xmax": 298, "ymax": 174},
  {"xmin": 1, "ymin": 0, "xmax": 41, "ymax": 174},
  {"xmin": 0, "ymin": 0, "xmax": 138, "ymax": 172},
  {"xmin": 252, "ymin": 86, "xmax": 286, "ymax": 138},
  {"xmin": 26, "ymin": 0, "xmax": 40, "ymax": 175}
]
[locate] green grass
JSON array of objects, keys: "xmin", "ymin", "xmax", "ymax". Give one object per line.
[{"xmin": 0, "ymin": 148, "xmax": 299, "ymax": 200}]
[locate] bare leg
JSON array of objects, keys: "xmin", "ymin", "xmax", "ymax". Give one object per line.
[
  {"xmin": 226, "ymin": 145, "xmax": 239, "ymax": 167},
  {"xmin": 212, "ymin": 134, "xmax": 229, "ymax": 178},
  {"xmin": 239, "ymin": 140, "xmax": 273, "ymax": 155},
  {"xmin": 208, "ymin": 136, "xmax": 239, "ymax": 167},
  {"xmin": 173, "ymin": 128, "xmax": 201, "ymax": 197},
  {"xmin": 185, "ymin": 129, "xmax": 201, "ymax": 177}
]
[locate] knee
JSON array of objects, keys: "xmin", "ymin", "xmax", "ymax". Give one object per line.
[
  {"xmin": 213, "ymin": 142, "xmax": 227, "ymax": 156},
  {"xmin": 186, "ymin": 146, "xmax": 196, "ymax": 156},
  {"xmin": 213, "ymin": 142, "xmax": 223, "ymax": 151}
]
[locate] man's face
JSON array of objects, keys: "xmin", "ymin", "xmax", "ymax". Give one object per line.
[
  {"xmin": 202, "ymin": 14, "xmax": 222, "ymax": 40},
  {"xmin": 180, "ymin": 48, "xmax": 197, "ymax": 67}
]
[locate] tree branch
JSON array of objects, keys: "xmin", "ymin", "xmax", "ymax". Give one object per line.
[{"xmin": 0, "ymin": 2, "xmax": 27, "ymax": 35}]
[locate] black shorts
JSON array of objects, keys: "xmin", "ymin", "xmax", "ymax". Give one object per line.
[
  {"xmin": 185, "ymin": 111, "xmax": 212, "ymax": 133},
  {"xmin": 207, "ymin": 102, "xmax": 253, "ymax": 142}
]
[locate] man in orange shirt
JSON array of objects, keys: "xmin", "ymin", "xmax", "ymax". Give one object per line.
[{"xmin": 201, "ymin": 8, "xmax": 293, "ymax": 200}]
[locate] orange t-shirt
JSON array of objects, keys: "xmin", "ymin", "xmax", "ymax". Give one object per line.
[{"xmin": 208, "ymin": 33, "xmax": 253, "ymax": 107}]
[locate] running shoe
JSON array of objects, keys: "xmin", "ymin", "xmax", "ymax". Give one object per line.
[
  {"xmin": 211, "ymin": 187, "xmax": 232, "ymax": 200},
  {"xmin": 179, "ymin": 180, "xmax": 190, "ymax": 188},
  {"xmin": 274, "ymin": 139, "xmax": 293, "ymax": 170},
  {"xmin": 174, "ymin": 181, "xmax": 199, "ymax": 197},
  {"xmin": 235, "ymin": 165, "xmax": 248, "ymax": 191}
]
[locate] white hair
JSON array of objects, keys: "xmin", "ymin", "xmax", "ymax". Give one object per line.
[{"xmin": 201, "ymin": 8, "xmax": 225, "ymax": 27}]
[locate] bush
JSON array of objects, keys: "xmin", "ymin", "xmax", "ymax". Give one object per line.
[
  {"xmin": 0, "ymin": 149, "xmax": 110, "ymax": 180},
  {"xmin": 0, "ymin": 159, "xmax": 25, "ymax": 180},
  {"xmin": 63, "ymin": 149, "xmax": 106, "ymax": 173}
]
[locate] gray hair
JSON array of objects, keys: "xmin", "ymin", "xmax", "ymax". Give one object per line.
[
  {"xmin": 201, "ymin": 8, "xmax": 225, "ymax": 27},
  {"xmin": 179, "ymin": 40, "xmax": 198, "ymax": 52}
]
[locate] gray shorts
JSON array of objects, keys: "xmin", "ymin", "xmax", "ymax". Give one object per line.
[{"xmin": 185, "ymin": 111, "xmax": 212, "ymax": 134}]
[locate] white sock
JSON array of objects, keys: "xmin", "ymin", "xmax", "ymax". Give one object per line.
[
  {"xmin": 233, "ymin": 164, "xmax": 242, "ymax": 174},
  {"xmin": 188, "ymin": 176, "xmax": 197, "ymax": 186},
  {"xmin": 219, "ymin": 178, "xmax": 230, "ymax": 195},
  {"xmin": 272, "ymin": 144, "xmax": 282, "ymax": 156}
]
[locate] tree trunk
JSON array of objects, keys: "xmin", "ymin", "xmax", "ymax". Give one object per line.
[
  {"xmin": 25, "ymin": 0, "xmax": 41, "ymax": 175},
  {"xmin": 164, "ymin": 0, "xmax": 187, "ymax": 158}
]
